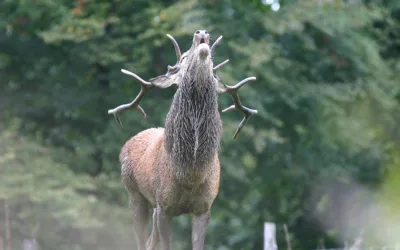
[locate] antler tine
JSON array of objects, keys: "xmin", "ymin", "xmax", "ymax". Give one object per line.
[
  {"xmin": 211, "ymin": 35, "xmax": 223, "ymax": 56},
  {"xmin": 221, "ymin": 76, "xmax": 258, "ymax": 139},
  {"xmin": 107, "ymin": 69, "xmax": 153, "ymax": 127},
  {"xmin": 165, "ymin": 34, "xmax": 182, "ymax": 76},
  {"xmin": 213, "ymin": 59, "xmax": 229, "ymax": 71},
  {"xmin": 229, "ymin": 77, "xmax": 256, "ymax": 91},
  {"xmin": 120, "ymin": 69, "xmax": 152, "ymax": 86},
  {"xmin": 166, "ymin": 34, "xmax": 181, "ymax": 62}
]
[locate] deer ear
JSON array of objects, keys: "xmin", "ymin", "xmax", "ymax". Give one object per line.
[
  {"xmin": 149, "ymin": 73, "xmax": 180, "ymax": 89},
  {"xmin": 149, "ymin": 54, "xmax": 188, "ymax": 88}
]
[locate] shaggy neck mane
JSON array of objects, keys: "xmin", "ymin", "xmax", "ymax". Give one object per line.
[{"xmin": 164, "ymin": 52, "xmax": 222, "ymax": 170}]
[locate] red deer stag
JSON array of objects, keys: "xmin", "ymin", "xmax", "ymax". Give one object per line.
[{"xmin": 108, "ymin": 30, "xmax": 257, "ymax": 250}]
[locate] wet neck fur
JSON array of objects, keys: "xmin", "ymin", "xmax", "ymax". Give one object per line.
[{"xmin": 164, "ymin": 52, "xmax": 222, "ymax": 169}]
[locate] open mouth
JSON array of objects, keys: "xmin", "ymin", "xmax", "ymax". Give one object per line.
[{"xmin": 200, "ymin": 38, "xmax": 205, "ymax": 44}]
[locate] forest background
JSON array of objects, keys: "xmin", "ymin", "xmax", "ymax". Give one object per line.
[{"xmin": 1, "ymin": 0, "xmax": 400, "ymax": 249}]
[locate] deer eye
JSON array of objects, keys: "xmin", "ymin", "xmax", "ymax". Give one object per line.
[{"xmin": 195, "ymin": 30, "xmax": 200, "ymax": 34}]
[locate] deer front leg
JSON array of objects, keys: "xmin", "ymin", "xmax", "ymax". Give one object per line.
[
  {"xmin": 127, "ymin": 193, "xmax": 149, "ymax": 250},
  {"xmin": 146, "ymin": 209, "xmax": 159, "ymax": 250},
  {"xmin": 192, "ymin": 212, "xmax": 211, "ymax": 250},
  {"xmin": 156, "ymin": 206, "xmax": 173, "ymax": 250}
]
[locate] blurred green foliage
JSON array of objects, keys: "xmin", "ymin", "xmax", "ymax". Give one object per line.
[{"xmin": 1, "ymin": 0, "xmax": 400, "ymax": 249}]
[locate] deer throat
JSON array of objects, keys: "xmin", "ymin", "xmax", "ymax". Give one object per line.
[{"xmin": 164, "ymin": 72, "xmax": 222, "ymax": 170}]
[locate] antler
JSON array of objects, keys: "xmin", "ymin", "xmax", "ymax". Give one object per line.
[
  {"xmin": 213, "ymin": 59, "xmax": 230, "ymax": 94},
  {"xmin": 210, "ymin": 34, "xmax": 258, "ymax": 138},
  {"xmin": 220, "ymin": 77, "xmax": 258, "ymax": 139},
  {"xmin": 166, "ymin": 34, "xmax": 182, "ymax": 76},
  {"xmin": 213, "ymin": 59, "xmax": 229, "ymax": 72},
  {"xmin": 108, "ymin": 34, "xmax": 183, "ymax": 127},
  {"xmin": 211, "ymin": 35, "xmax": 223, "ymax": 56},
  {"xmin": 108, "ymin": 69, "xmax": 152, "ymax": 127},
  {"xmin": 166, "ymin": 34, "xmax": 181, "ymax": 61}
]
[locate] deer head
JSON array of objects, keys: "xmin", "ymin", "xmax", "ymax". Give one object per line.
[{"xmin": 108, "ymin": 30, "xmax": 258, "ymax": 138}]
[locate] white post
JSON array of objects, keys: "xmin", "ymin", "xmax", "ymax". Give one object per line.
[
  {"xmin": 23, "ymin": 239, "xmax": 38, "ymax": 250},
  {"xmin": 264, "ymin": 222, "xmax": 278, "ymax": 250}
]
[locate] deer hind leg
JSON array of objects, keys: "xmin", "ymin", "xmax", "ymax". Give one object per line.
[
  {"xmin": 156, "ymin": 205, "xmax": 173, "ymax": 250},
  {"xmin": 146, "ymin": 208, "xmax": 159, "ymax": 250},
  {"xmin": 127, "ymin": 191, "xmax": 150, "ymax": 250},
  {"xmin": 192, "ymin": 212, "xmax": 211, "ymax": 250}
]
